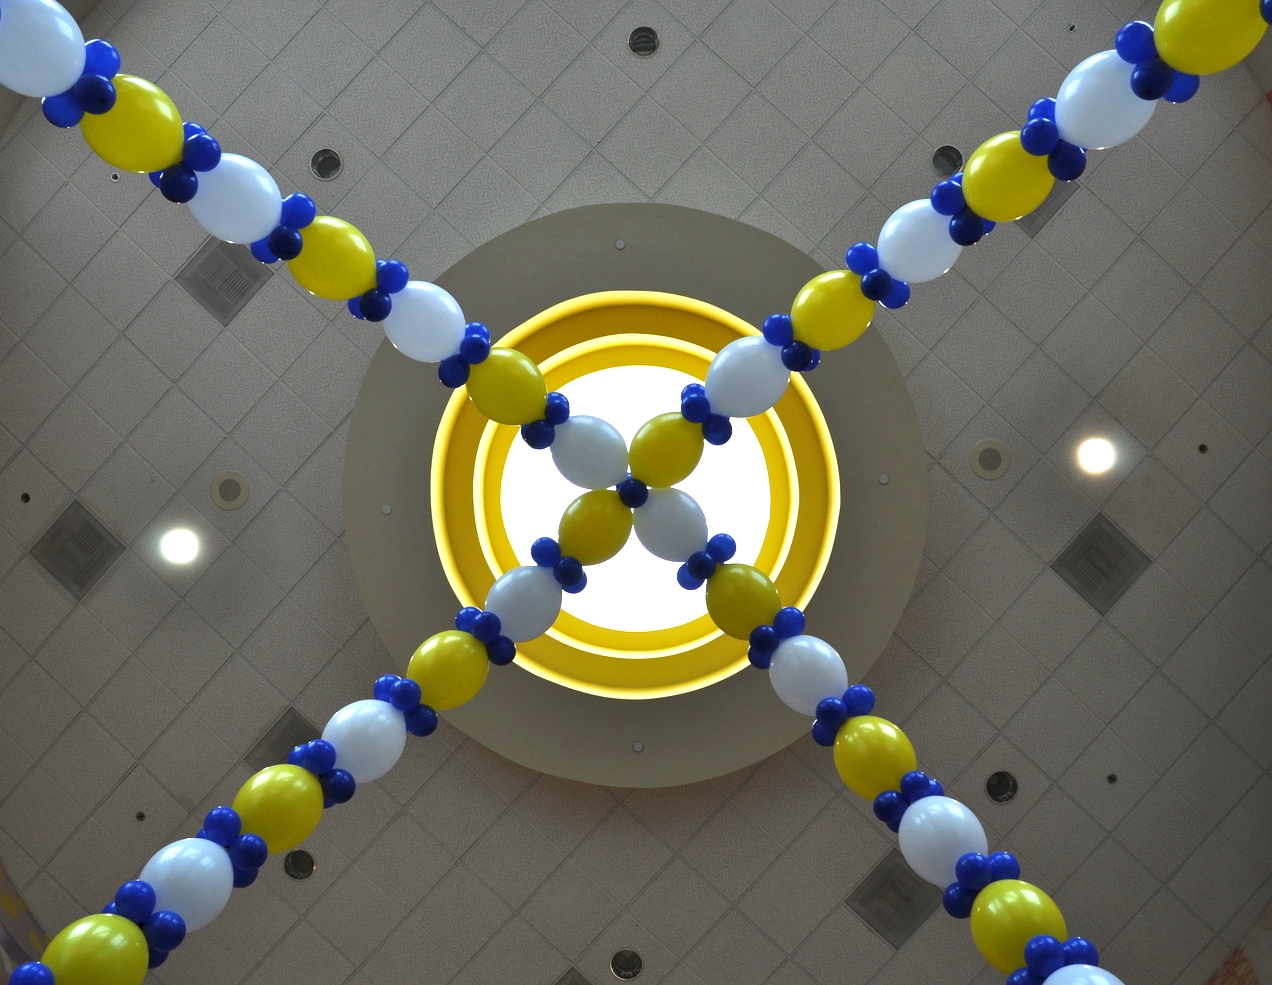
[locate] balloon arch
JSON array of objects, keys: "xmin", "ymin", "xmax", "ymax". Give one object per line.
[{"xmin": 0, "ymin": 0, "xmax": 1267, "ymax": 984}]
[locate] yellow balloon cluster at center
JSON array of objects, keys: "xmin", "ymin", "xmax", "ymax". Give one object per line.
[
  {"xmin": 80, "ymin": 75, "xmax": 183, "ymax": 174},
  {"xmin": 467, "ymin": 348, "xmax": 548, "ymax": 425},
  {"xmin": 408, "ymin": 630, "xmax": 491, "ymax": 709},
  {"xmin": 559, "ymin": 490, "xmax": 632, "ymax": 564},
  {"xmin": 1154, "ymin": 0, "xmax": 1267, "ymax": 75},
  {"xmin": 288, "ymin": 217, "xmax": 377, "ymax": 301},
  {"xmin": 232, "ymin": 764, "xmax": 323, "ymax": 854},
  {"xmin": 963, "ymin": 132, "xmax": 1054, "ymax": 223},
  {"xmin": 629, "ymin": 413, "xmax": 704, "ymax": 487},
  {"xmin": 43, "ymin": 915, "xmax": 149, "ymax": 985},
  {"xmin": 790, "ymin": 270, "xmax": 876, "ymax": 350}
]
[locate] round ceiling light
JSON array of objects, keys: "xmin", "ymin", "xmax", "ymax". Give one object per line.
[
  {"xmin": 1077, "ymin": 437, "xmax": 1115, "ymax": 473},
  {"xmin": 159, "ymin": 528, "xmax": 199, "ymax": 564}
]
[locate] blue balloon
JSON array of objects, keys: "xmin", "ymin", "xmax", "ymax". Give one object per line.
[
  {"xmin": 686, "ymin": 550, "xmax": 717, "ymax": 581},
  {"xmin": 881, "ymin": 279, "xmax": 910, "ymax": 310},
  {"xmin": 405, "ymin": 703, "xmax": 440, "ymax": 734},
  {"xmin": 114, "ymin": 880, "xmax": 156, "ymax": 924},
  {"xmin": 562, "ymin": 570, "xmax": 587, "ymax": 594},
  {"xmin": 1027, "ymin": 97, "xmax": 1056, "ymax": 122},
  {"xmin": 377, "ymin": 674, "xmax": 405, "ymax": 701},
  {"xmin": 544, "ymin": 391, "xmax": 570, "ymax": 425},
  {"xmin": 706, "ymin": 533, "xmax": 736, "ymax": 562},
  {"xmin": 1264, "ymin": 0, "xmax": 1272, "ymax": 24},
  {"xmin": 455, "ymin": 607, "xmax": 482, "ymax": 632},
  {"xmin": 982, "ymin": 220, "xmax": 996, "ymax": 234},
  {"xmin": 347, "ymin": 295, "xmax": 367, "ymax": 319},
  {"xmin": 286, "ymin": 744, "xmax": 305, "ymax": 766},
  {"xmin": 470, "ymin": 611, "xmax": 502, "ymax": 644},
  {"xmin": 1020, "ymin": 118, "xmax": 1060, "ymax": 156},
  {"xmin": 72, "ymin": 74, "xmax": 116, "ymax": 114},
  {"xmin": 761, "ymin": 313, "xmax": 794, "ymax": 346},
  {"xmin": 1048, "ymin": 141, "xmax": 1086, "ymax": 181},
  {"xmin": 677, "ymin": 564, "xmax": 705, "ymax": 591},
  {"xmin": 900, "ymin": 770, "xmax": 935, "ymax": 803},
  {"xmin": 930, "ymin": 179, "xmax": 965, "ymax": 216},
  {"xmin": 780, "ymin": 339, "xmax": 814, "ymax": 371},
  {"xmin": 359, "ymin": 288, "xmax": 392, "ymax": 323},
  {"xmin": 464, "ymin": 321, "xmax": 490, "ymax": 342},
  {"xmin": 927, "ymin": 776, "xmax": 944, "ymax": 798},
  {"xmin": 553, "ymin": 555, "xmax": 583, "ymax": 588},
  {"xmin": 810, "ymin": 719, "xmax": 837, "ymax": 746},
  {"xmin": 159, "ymin": 164, "xmax": 198, "ymax": 204},
  {"xmin": 148, "ymin": 170, "xmax": 163, "ymax": 188},
  {"xmin": 279, "ymin": 192, "xmax": 316, "ymax": 229},
  {"xmin": 232, "ymin": 865, "xmax": 258, "ymax": 888},
  {"xmin": 228, "ymin": 833, "xmax": 268, "ymax": 871},
  {"xmin": 519, "ymin": 419, "xmax": 553, "ymax": 449},
  {"xmin": 320, "ymin": 768, "xmax": 356, "ymax": 804},
  {"xmin": 302, "ymin": 739, "xmax": 337, "ymax": 775},
  {"xmin": 845, "ymin": 241, "xmax": 879, "ymax": 275},
  {"xmin": 955, "ymin": 851, "xmax": 992, "ymax": 891},
  {"xmin": 815, "ymin": 696, "xmax": 848, "ymax": 729},
  {"xmin": 42, "ymin": 91, "xmax": 83, "ymax": 128},
  {"xmin": 202, "ymin": 807, "xmax": 241, "ymax": 847},
  {"xmin": 948, "ymin": 208, "xmax": 985, "ymax": 246},
  {"xmin": 860, "ymin": 267, "xmax": 894, "ymax": 301},
  {"xmin": 616, "ymin": 476, "xmax": 648, "ymax": 508},
  {"xmin": 1115, "ymin": 20, "xmax": 1156, "ymax": 63},
  {"xmin": 680, "ymin": 383, "xmax": 711, "ymax": 423},
  {"xmin": 83, "ymin": 39, "xmax": 121, "ymax": 79},
  {"xmin": 988, "ymin": 850, "xmax": 1021, "ymax": 881},
  {"xmin": 748, "ymin": 624, "xmax": 779, "ymax": 658},
  {"xmin": 1164, "ymin": 70, "xmax": 1200, "ymax": 103},
  {"xmin": 531, "ymin": 537, "xmax": 561, "ymax": 566},
  {"xmin": 1006, "ymin": 969, "xmax": 1045, "ymax": 985},
  {"xmin": 1062, "ymin": 937, "xmax": 1100, "ymax": 966},
  {"xmin": 872, "ymin": 790, "xmax": 907, "ymax": 829},
  {"xmin": 376, "ymin": 258, "xmax": 410, "ymax": 293},
  {"xmin": 484, "ymin": 636, "xmax": 516, "ymax": 666},
  {"xmin": 1131, "ymin": 57, "xmax": 1175, "ymax": 100},
  {"xmin": 805, "ymin": 348, "xmax": 821, "ymax": 371},
  {"xmin": 841, "ymin": 683, "xmax": 875, "ymax": 717},
  {"xmin": 267, "ymin": 225, "xmax": 303, "ymax": 261},
  {"xmin": 183, "ymin": 122, "xmax": 206, "ymax": 139},
  {"xmin": 942, "ymin": 882, "xmax": 977, "ymax": 918},
  {"xmin": 143, "ymin": 911, "xmax": 186, "ymax": 952},
  {"xmin": 1025, "ymin": 935, "xmax": 1065, "ymax": 977},
  {"xmin": 250, "ymin": 238, "xmax": 278, "ymax": 264},
  {"xmin": 147, "ymin": 948, "xmax": 168, "ymax": 970},
  {"xmin": 702, "ymin": 414, "xmax": 732, "ymax": 446},
  {"xmin": 9, "ymin": 964, "xmax": 53, "ymax": 985},
  {"xmin": 438, "ymin": 355, "xmax": 469, "ymax": 388},
  {"xmin": 773, "ymin": 606, "xmax": 805, "ymax": 638},
  {"xmin": 182, "ymin": 132, "xmax": 221, "ymax": 172},
  {"xmin": 458, "ymin": 332, "xmax": 490, "ymax": 364},
  {"xmin": 102, "ymin": 902, "xmax": 118, "ymax": 914}
]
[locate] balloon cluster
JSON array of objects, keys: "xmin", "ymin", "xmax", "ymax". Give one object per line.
[{"xmin": 3, "ymin": 0, "xmax": 1268, "ymax": 983}]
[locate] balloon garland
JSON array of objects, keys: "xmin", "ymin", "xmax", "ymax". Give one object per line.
[{"xmin": 1, "ymin": 0, "xmax": 1268, "ymax": 983}]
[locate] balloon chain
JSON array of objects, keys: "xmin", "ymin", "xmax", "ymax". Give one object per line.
[{"xmin": 4, "ymin": 0, "xmax": 1268, "ymax": 984}]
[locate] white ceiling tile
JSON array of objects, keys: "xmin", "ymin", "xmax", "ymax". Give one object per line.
[
  {"xmin": 1198, "ymin": 237, "xmax": 1272, "ymax": 338},
  {"xmin": 24, "ymin": 183, "xmax": 117, "ymax": 282},
  {"xmin": 759, "ymin": 37, "xmax": 856, "ymax": 138},
  {"xmin": 945, "ymin": 517, "xmax": 1044, "ymax": 617},
  {"xmin": 1205, "ymin": 346, "xmax": 1272, "ymax": 447},
  {"xmin": 245, "ymin": 920, "xmax": 353, "ymax": 985},
  {"xmin": 0, "ymin": 344, "xmax": 68, "ymax": 444},
  {"xmin": 996, "ymin": 458, "xmax": 1096, "ymax": 559},
  {"xmin": 906, "ymin": 682, "xmax": 997, "ymax": 780},
  {"xmin": 362, "ymin": 911, "xmax": 460, "ymax": 985},
  {"xmin": 950, "ymin": 624, "xmax": 1048, "ymax": 726},
  {"xmin": 275, "ymin": 11, "xmax": 375, "ymax": 107},
  {"xmin": 223, "ymin": 0, "xmax": 317, "ymax": 59},
  {"xmin": 1144, "ymin": 186, "xmax": 1242, "ymax": 286},
  {"xmin": 1045, "ymin": 295, "xmax": 1140, "ymax": 398},
  {"xmin": 487, "ymin": 0, "xmax": 587, "ymax": 95},
  {"xmin": 1061, "ymin": 835, "xmax": 1160, "ymax": 937},
  {"xmin": 1092, "ymin": 239, "xmax": 1190, "ymax": 342},
  {"xmin": 741, "ymin": 853, "xmax": 840, "ymax": 954},
  {"xmin": 866, "ymin": 34, "xmax": 965, "ymax": 133},
  {"xmin": 308, "ymin": 866, "xmax": 408, "ymax": 964},
  {"xmin": 1000, "ymin": 567, "xmax": 1100, "ymax": 668},
  {"xmin": 34, "ymin": 607, "xmax": 127, "ymax": 707},
  {"xmin": 0, "ymin": 766, "xmax": 82, "ymax": 867},
  {"xmin": 630, "ymin": 856, "xmax": 730, "ymax": 955},
  {"xmin": 869, "ymin": 308, "xmax": 927, "ymax": 376},
  {"xmin": 26, "ymin": 289, "xmax": 118, "ymax": 389},
  {"xmin": 0, "ymin": 137, "xmax": 66, "ymax": 232},
  {"xmin": 88, "ymin": 656, "xmax": 182, "ymax": 758},
  {"xmin": 1157, "ymin": 508, "xmax": 1255, "ymax": 609},
  {"xmin": 971, "ymin": 30, "xmax": 1065, "ymax": 120},
  {"xmin": 232, "ymin": 382, "xmax": 330, "ymax": 484},
  {"xmin": 1058, "ymin": 726, "xmax": 1157, "ymax": 830},
  {"xmin": 601, "ymin": 97, "xmax": 700, "ymax": 195},
  {"xmin": 917, "ymin": 0, "xmax": 1014, "ymax": 78},
  {"xmin": 938, "ymin": 403, "xmax": 1040, "ymax": 508},
  {"xmin": 1149, "ymin": 293, "xmax": 1245, "ymax": 394},
  {"xmin": 1085, "ymin": 135, "xmax": 1184, "ymax": 234},
  {"xmin": 596, "ymin": 0, "xmax": 696, "ymax": 91},
  {"xmin": 26, "ymin": 394, "xmax": 120, "ymax": 494},
  {"xmin": 1099, "ymin": 348, "xmax": 1196, "ymax": 448},
  {"xmin": 935, "ymin": 299, "xmax": 1034, "ymax": 401},
  {"xmin": 437, "ymin": 156, "xmax": 540, "ymax": 246},
  {"xmin": 543, "ymin": 47, "xmax": 644, "ymax": 146},
  {"xmin": 185, "ymin": 543, "xmax": 283, "ymax": 646},
  {"xmin": 142, "ymin": 706, "xmax": 239, "ymax": 810},
  {"xmin": 275, "ymin": 115, "xmax": 379, "ymax": 215},
  {"xmin": 993, "ymin": 351, "xmax": 1091, "ymax": 453},
  {"xmin": 798, "ymin": 905, "xmax": 895, "ymax": 985},
  {"xmin": 1155, "ymin": 397, "xmax": 1251, "ymax": 500},
  {"xmin": 1102, "ymin": 454, "xmax": 1199, "ymax": 557},
  {"xmin": 1112, "ymin": 888, "xmax": 1214, "ymax": 982},
  {"xmin": 189, "ymin": 653, "xmax": 288, "ymax": 756},
  {"xmin": 1196, "ymin": 131, "xmax": 1272, "ymax": 231},
  {"xmin": 809, "ymin": 0, "xmax": 907, "ymax": 81},
  {"xmin": 0, "ymin": 450, "xmax": 70, "ymax": 549},
  {"xmin": 649, "ymin": 42, "xmax": 750, "ymax": 140},
  {"xmin": 1004, "ymin": 674, "xmax": 1101, "ymax": 779},
  {"xmin": 331, "ymin": 59, "xmax": 429, "ymax": 158},
  {"xmin": 171, "ymin": 17, "xmax": 268, "ymax": 116},
  {"xmin": 1220, "ymin": 875, "xmax": 1272, "ymax": 949},
  {"xmin": 906, "ymin": 355, "xmax": 985, "ymax": 456},
  {"xmin": 1216, "ymin": 655, "xmax": 1272, "ymax": 769},
  {"xmin": 817, "ymin": 91, "xmax": 916, "ymax": 194},
  {"xmin": 1211, "ymin": 451, "xmax": 1272, "ymax": 554},
  {"xmin": 895, "ymin": 572, "xmax": 993, "ymax": 673},
  {"xmin": 327, "ymin": 0, "xmax": 427, "ymax": 49},
  {"xmin": 179, "ymin": 332, "xmax": 275, "ymax": 434},
  {"xmin": 657, "ymin": 146, "xmax": 757, "ymax": 217},
  {"xmin": 703, "ymin": 0, "xmax": 801, "ymax": 85},
  {"xmin": 1221, "ymin": 775, "xmax": 1272, "ymax": 878},
  {"xmin": 223, "ymin": 66, "xmax": 324, "ymax": 166},
  {"xmin": 859, "ymin": 635, "xmax": 941, "ymax": 724}
]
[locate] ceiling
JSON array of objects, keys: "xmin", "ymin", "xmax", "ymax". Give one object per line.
[{"xmin": 0, "ymin": 0, "xmax": 1269, "ymax": 983}]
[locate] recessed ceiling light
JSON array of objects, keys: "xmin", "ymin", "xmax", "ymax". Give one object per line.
[
  {"xmin": 159, "ymin": 528, "xmax": 199, "ymax": 564},
  {"xmin": 1077, "ymin": 438, "xmax": 1115, "ymax": 474}
]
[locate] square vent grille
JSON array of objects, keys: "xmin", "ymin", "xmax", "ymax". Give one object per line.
[
  {"xmin": 176, "ymin": 237, "xmax": 273, "ymax": 326},
  {"xmin": 247, "ymin": 707, "xmax": 321, "ymax": 772},
  {"xmin": 31, "ymin": 500, "xmax": 124, "ymax": 599},
  {"xmin": 1052, "ymin": 512, "xmax": 1151, "ymax": 615},
  {"xmin": 553, "ymin": 970, "xmax": 594, "ymax": 985},
  {"xmin": 1017, "ymin": 180, "xmax": 1079, "ymax": 238},
  {"xmin": 846, "ymin": 849, "xmax": 942, "ymax": 948}
]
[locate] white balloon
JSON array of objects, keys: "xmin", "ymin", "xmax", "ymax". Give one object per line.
[
  {"xmin": 1043, "ymin": 966, "xmax": 1126, "ymax": 985},
  {"xmin": 633, "ymin": 488, "xmax": 707, "ymax": 562},
  {"xmin": 139, "ymin": 838, "xmax": 233, "ymax": 931},
  {"xmin": 382, "ymin": 281, "xmax": 466, "ymax": 363},
  {"xmin": 897, "ymin": 796, "xmax": 988, "ymax": 887},
  {"xmin": 0, "ymin": 0, "xmax": 85, "ymax": 97},
  {"xmin": 705, "ymin": 336, "xmax": 790, "ymax": 419},
  {"xmin": 485, "ymin": 565, "xmax": 561, "ymax": 642},
  {"xmin": 187, "ymin": 154, "xmax": 281, "ymax": 244},
  {"xmin": 551, "ymin": 416, "xmax": 628, "ymax": 489},
  {"xmin": 769, "ymin": 635, "xmax": 848, "ymax": 716},
  {"xmin": 1055, "ymin": 50, "xmax": 1155, "ymax": 150},
  {"xmin": 322, "ymin": 699, "xmax": 406, "ymax": 782},
  {"xmin": 877, "ymin": 199, "xmax": 963, "ymax": 284}
]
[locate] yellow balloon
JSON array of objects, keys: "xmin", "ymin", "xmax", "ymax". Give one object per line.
[
  {"xmin": 628, "ymin": 413, "xmax": 704, "ymax": 487},
  {"xmin": 790, "ymin": 270, "xmax": 877, "ymax": 350},
  {"xmin": 465, "ymin": 347, "xmax": 547, "ymax": 425},
  {"xmin": 79, "ymin": 75, "xmax": 183, "ymax": 174},
  {"xmin": 705, "ymin": 563, "xmax": 781, "ymax": 639},
  {"xmin": 43, "ymin": 915, "xmax": 148, "ymax": 985},
  {"xmin": 962, "ymin": 131, "xmax": 1055, "ymax": 223},
  {"xmin": 286, "ymin": 216, "xmax": 377, "ymax": 300},
  {"xmin": 232, "ymin": 764, "xmax": 323, "ymax": 854},
  {"xmin": 559, "ymin": 490, "xmax": 632, "ymax": 565},
  {"xmin": 407, "ymin": 630, "xmax": 490, "ymax": 710},
  {"xmin": 1156, "ymin": 0, "xmax": 1267, "ymax": 74},
  {"xmin": 833, "ymin": 715, "xmax": 917, "ymax": 799},
  {"xmin": 971, "ymin": 880, "xmax": 1068, "ymax": 973}
]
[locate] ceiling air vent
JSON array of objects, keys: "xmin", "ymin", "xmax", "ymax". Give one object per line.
[
  {"xmin": 176, "ymin": 237, "xmax": 273, "ymax": 326},
  {"xmin": 31, "ymin": 500, "xmax": 124, "ymax": 599},
  {"xmin": 553, "ymin": 970, "xmax": 595, "ymax": 985},
  {"xmin": 846, "ymin": 848, "xmax": 941, "ymax": 948},
  {"xmin": 1052, "ymin": 512, "xmax": 1150, "ymax": 615},
  {"xmin": 247, "ymin": 707, "xmax": 321, "ymax": 772},
  {"xmin": 1016, "ymin": 180, "xmax": 1079, "ymax": 238}
]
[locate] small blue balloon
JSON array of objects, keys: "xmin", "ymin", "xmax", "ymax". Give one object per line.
[
  {"xmin": 520, "ymin": 419, "xmax": 554, "ymax": 448},
  {"xmin": 810, "ymin": 719, "xmax": 837, "ymax": 746},
  {"xmin": 202, "ymin": 807, "xmax": 241, "ymax": 847},
  {"xmin": 359, "ymin": 288, "xmax": 392, "ymax": 323},
  {"xmin": 84, "ymin": 39, "xmax": 121, "ymax": 78},
  {"xmin": 42, "ymin": 91, "xmax": 83, "ymax": 128},
  {"xmin": 148, "ymin": 948, "xmax": 168, "ymax": 969},
  {"xmin": 470, "ymin": 611, "xmax": 502, "ymax": 644},
  {"xmin": 989, "ymin": 850, "xmax": 1021, "ymax": 881},
  {"xmin": 562, "ymin": 571, "xmax": 586, "ymax": 594},
  {"xmin": 114, "ymin": 880, "xmax": 157, "ymax": 924},
  {"xmin": 780, "ymin": 339, "xmax": 814, "ymax": 371},
  {"xmin": 182, "ymin": 132, "xmax": 221, "ymax": 172},
  {"xmin": 405, "ymin": 704, "xmax": 439, "ymax": 735},
  {"xmin": 553, "ymin": 555, "xmax": 583, "ymax": 588},
  {"xmin": 900, "ymin": 770, "xmax": 934, "ymax": 803},
  {"xmin": 1025, "ymin": 935, "xmax": 1065, "ymax": 978},
  {"xmin": 872, "ymin": 790, "xmax": 908, "ymax": 828},
  {"xmin": 1164, "ymin": 70, "xmax": 1200, "ymax": 103},
  {"xmin": 544, "ymin": 391, "xmax": 570, "ymax": 425},
  {"xmin": 485, "ymin": 636, "xmax": 516, "ymax": 666},
  {"xmin": 280, "ymin": 192, "xmax": 317, "ymax": 229},
  {"xmin": 438, "ymin": 354, "xmax": 469, "ymax": 387},
  {"xmin": 955, "ymin": 852, "xmax": 993, "ymax": 891},
  {"xmin": 930, "ymin": 179, "xmax": 965, "ymax": 216},
  {"xmin": 860, "ymin": 267, "xmax": 894, "ymax": 301},
  {"xmin": 464, "ymin": 321, "xmax": 490, "ymax": 342},
  {"xmin": 706, "ymin": 533, "xmax": 736, "ymax": 562},
  {"xmin": 228, "ymin": 833, "xmax": 268, "ymax": 871},
  {"xmin": 287, "ymin": 744, "xmax": 306, "ymax": 766},
  {"xmin": 459, "ymin": 330, "xmax": 491, "ymax": 364},
  {"xmin": 804, "ymin": 348, "xmax": 821, "ymax": 372},
  {"xmin": 815, "ymin": 696, "xmax": 848, "ymax": 729},
  {"xmin": 455, "ymin": 607, "xmax": 482, "ymax": 632},
  {"xmin": 677, "ymin": 564, "xmax": 705, "ymax": 591},
  {"xmin": 148, "ymin": 170, "xmax": 163, "ymax": 188},
  {"xmin": 1062, "ymin": 938, "xmax": 1099, "ymax": 966},
  {"xmin": 159, "ymin": 164, "xmax": 198, "ymax": 204},
  {"xmin": 1020, "ymin": 118, "xmax": 1060, "ymax": 156},
  {"xmin": 982, "ymin": 220, "xmax": 996, "ymax": 234},
  {"xmin": 1006, "ymin": 968, "xmax": 1046, "ymax": 985},
  {"xmin": 1263, "ymin": 0, "xmax": 1272, "ymax": 24},
  {"xmin": 251, "ymin": 238, "xmax": 278, "ymax": 264},
  {"xmin": 702, "ymin": 414, "xmax": 732, "ymax": 445},
  {"xmin": 680, "ymin": 383, "xmax": 712, "ymax": 423},
  {"xmin": 267, "ymin": 225, "xmax": 303, "ymax": 261},
  {"xmin": 72, "ymin": 74, "xmax": 116, "ymax": 114},
  {"xmin": 1048, "ymin": 141, "xmax": 1086, "ymax": 181},
  {"xmin": 841, "ymin": 683, "xmax": 875, "ymax": 717},
  {"xmin": 183, "ymin": 122, "xmax": 206, "ymax": 139},
  {"xmin": 1131, "ymin": 57, "xmax": 1175, "ymax": 100},
  {"xmin": 773, "ymin": 606, "xmax": 805, "ymax": 638},
  {"xmin": 376, "ymin": 258, "xmax": 410, "ymax": 293},
  {"xmin": 9, "ymin": 964, "xmax": 53, "ymax": 985},
  {"xmin": 102, "ymin": 901, "xmax": 119, "ymax": 914},
  {"xmin": 531, "ymin": 537, "xmax": 561, "ymax": 566},
  {"xmin": 373, "ymin": 675, "xmax": 401, "ymax": 701},
  {"xmin": 616, "ymin": 476, "xmax": 648, "ymax": 508},
  {"xmin": 881, "ymin": 279, "xmax": 910, "ymax": 310},
  {"xmin": 231, "ymin": 866, "xmax": 258, "ymax": 888},
  {"xmin": 761, "ymin": 313, "xmax": 794, "ymax": 346},
  {"xmin": 845, "ymin": 242, "xmax": 879, "ymax": 275},
  {"xmin": 686, "ymin": 550, "xmax": 717, "ymax": 581},
  {"xmin": 143, "ymin": 910, "xmax": 186, "ymax": 952},
  {"xmin": 948, "ymin": 208, "xmax": 985, "ymax": 246},
  {"xmin": 942, "ymin": 882, "xmax": 977, "ymax": 918},
  {"xmin": 1115, "ymin": 20, "xmax": 1156, "ymax": 63},
  {"xmin": 748, "ymin": 624, "xmax": 779, "ymax": 658},
  {"xmin": 1027, "ymin": 97, "xmax": 1056, "ymax": 122},
  {"xmin": 320, "ymin": 768, "xmax": 356, "ymax": 804},
  {"xmin": 302, "ymin": 739, "xmax": 337, "ymax": 775}
]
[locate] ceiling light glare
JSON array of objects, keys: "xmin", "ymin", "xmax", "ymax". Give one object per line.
[
  {"xmin": 159, "ymin": 528, "xmax": 199, "ymax": 564},
  {"xmin": 1077, "ymin": 438, "xmax": 1115, "ymax": 474}
]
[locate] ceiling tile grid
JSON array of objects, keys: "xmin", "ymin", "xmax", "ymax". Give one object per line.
[{"xmin": 0, "ymin": 0, "xmax": 1270, "ymax": 983}]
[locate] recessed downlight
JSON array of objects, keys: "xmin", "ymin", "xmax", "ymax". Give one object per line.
[
  {"xmin": 1077, "ymin": 438, "xmax": 1115, "ymax": 474},
  {"xmin": 159, "ymin": 528, "xmax": 199, "ymax": 564}
]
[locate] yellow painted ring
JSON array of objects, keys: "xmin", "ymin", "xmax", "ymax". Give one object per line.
[{"xmin": 431, "ymin": 291, "xmax": 838, "ymax": 698}]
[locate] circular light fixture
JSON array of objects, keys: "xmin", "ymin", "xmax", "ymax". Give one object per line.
[
  {"xmin": 283, "ymin": 850, "xmax": 315, "ymax": 880},
  {"xmin": 1077, "ymin": 437, "xmax": 1115, "ymax": 474},
  {"xmin": 970, "ymin": 438, "xmax": 1010, "ymax": 480},
  {"xmin": 210, "ymin": 470, "xmax": 250, "ymax": 510},
  {"xmin": 611, "ymin": 949, "xmax": 643, "ymax": 980},
  {"xmin": 628, "ymin": 26, "xmax": 658, "ymax": 56},
  {"xmin": 932, "ymin": 145, "xmax": 963, "ymax": 177},
  {"xmin": 159, "ymin": 528, "xmax": 199, "ymax": 564},
  {"xmin": 310, "ymin": 148, "xmax": 342, "ymax": 181},
  {"xmin": 986, "ymin": 770, "xmax": 1017, "ymax": 803}
]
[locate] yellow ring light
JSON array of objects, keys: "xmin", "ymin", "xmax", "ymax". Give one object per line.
[{"xmin": 431, "ymin": 291, "xmax": 839, "ymax": 699}]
